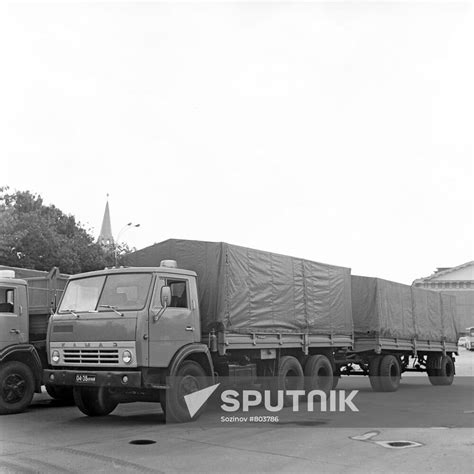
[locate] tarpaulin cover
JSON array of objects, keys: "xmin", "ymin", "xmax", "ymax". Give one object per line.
[
  {"xmin": 352, "ymin": 276, "xmax": 458, "ymax": 341},
  {"xmin": 126, "ymin": 239, "xmax": 353, "ymax": 335},
  {"xmin": 351, "ymin": 276, "xmax": 415, "ymax": 339},
  {"xmin": 439, "ymin": 293, "xmax": 458, "ymax": 342}
]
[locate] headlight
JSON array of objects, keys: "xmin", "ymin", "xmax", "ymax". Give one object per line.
[
  {"xmin": 122, "ymin": 350, "xmax": 132, "ymax": 364},
  {"xmin": 51, "ymin": 350, "xmax": 60, "ymax": 363}
]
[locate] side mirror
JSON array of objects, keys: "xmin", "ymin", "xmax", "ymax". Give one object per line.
[
  {"xmin": 153, "ymin": 286, "xmax": 171, "ymax": 323},
  {"xmin": 161, "ymin": 286, "xmax": 171, "ymax": 308}
]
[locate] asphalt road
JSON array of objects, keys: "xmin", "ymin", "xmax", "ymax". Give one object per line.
[{"xmin": 1, "ymin": 350, "xmax": 473, "ymax": 473}]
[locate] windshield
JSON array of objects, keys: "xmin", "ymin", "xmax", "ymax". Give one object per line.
[{"xmin": 59, "ymin": 273, "xmax": 152, "ymax": 313}]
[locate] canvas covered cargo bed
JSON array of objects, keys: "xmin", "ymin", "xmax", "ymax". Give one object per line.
[
  {"xmin": 0, "ymin": 265, "xmax": 68, "ymax": 341},
  {"xmin": 351, "ymin": 276, "xmax": 458, "ymax": 353},
  {"xmin": 126, "ymin": 239, "xmax": 353, "ymax": 339}
]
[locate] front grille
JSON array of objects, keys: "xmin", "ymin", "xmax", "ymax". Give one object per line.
[{"xmin": 63, "ymin": 349, "xmax": 119, "ymax": 365}]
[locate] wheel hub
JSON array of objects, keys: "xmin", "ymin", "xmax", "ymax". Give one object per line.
[{"xmin": 2, "ymin": 374, "xmax": 26, "ymax": 404}]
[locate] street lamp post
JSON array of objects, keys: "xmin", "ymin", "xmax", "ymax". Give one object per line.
[{"xmin": 114, "ymin": 222, "xmax": 140, "ymax": 266}]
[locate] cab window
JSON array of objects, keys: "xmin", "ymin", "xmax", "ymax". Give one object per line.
[
  {"xmin": 151, "ymin": 279, "xmax": 188, "ymax": 309},
  {"xmin": 168, "ymin": 280, "xmax": 188, "ymax": 308},
  {"xmin": 0, "ymin": 288, "xmax": 14, "ymax": 313}
]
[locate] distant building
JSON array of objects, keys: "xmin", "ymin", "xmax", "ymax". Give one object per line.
[
  {"xmin": 97, "ymin": 198, "xmax": 114, "ymax": 247},
  {"xmin": 413, "ymin": 261, "xmax": 474, "ymax": 332}
]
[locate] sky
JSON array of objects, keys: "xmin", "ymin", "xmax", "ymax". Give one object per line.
[{"xmin": 1, "ymin": 1, "xmax": 473, "ymax": 284}]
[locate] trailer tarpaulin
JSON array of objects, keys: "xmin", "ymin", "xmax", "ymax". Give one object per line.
[
  {"xmin": 351, "ymin": 276, "xmax": 415, "ymax": 338},
  {"xmin": 440, "ymin": 293, "xmax": 458, "ymax": 342},
  {"xmin": 126, "ymin": 239, "xmax": 353, "ymax": 335},
  {"xmin": 352, "ymin": 276, "xmax": 458, "ymax": 342},
  {"xmin": 411, "ymin": 287, "xmax": 444, "ymax": 341}
]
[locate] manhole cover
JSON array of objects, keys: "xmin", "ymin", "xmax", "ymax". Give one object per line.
[
  {"xmin": 129, "ymin": 439, "xmax": 156, "ymax": 445},
  {"xmin": 376, "ymin": 440, "xmax": 422, "ymax": 449}
]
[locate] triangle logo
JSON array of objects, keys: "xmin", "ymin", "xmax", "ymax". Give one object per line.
[{"xmin": 184, "ymin": 383, "xmax": 220, "ymax": 418}]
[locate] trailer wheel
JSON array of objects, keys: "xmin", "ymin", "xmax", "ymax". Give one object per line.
[
  {"xmin": 0, "ymin": 361, "xmax": 35, "ymax": 415},
  {"xmin": 379, "ymin": 355, "xmax": 401, "ymax": 392},
  {"xmin": 73, "ymin": 387, "xmax": 118, "ymax": 417},
  {"xmin": 428, "ymin": 355, "xmax": 454, "ymax": 386},
  {"xmin": 45, "ymin": 384, "xmax": 74, "ymax": 404},
  {"xmin": 368, "ymin": 356, "xmax": 383, "ymax": 392},
  {"xmin": 275, "ymin": 356, "xmax": 304, "ymax": 407},
  {"xmin": 332, "ymin": 375, "xmax": 340, "ymax": 390},
  {"xmin": 304, "ymin": 355, "xmax": 333, "ymax": 395},
  {"xmin": 166, "ymin": 360, "xmax": 208, "ymax": 423}
]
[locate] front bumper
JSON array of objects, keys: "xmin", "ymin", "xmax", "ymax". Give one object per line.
[{"xmin": 44, "ymin": 369, "xmax": 142, "ymax": 388}]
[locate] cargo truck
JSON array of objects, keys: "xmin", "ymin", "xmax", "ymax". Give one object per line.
[
  {"xmin": 44, "ymin": 240, "xmax": 458, "ymax": 422},
  {"xmin": 0, "ymin": 266, "xmax": 70, "ymax": 414}
]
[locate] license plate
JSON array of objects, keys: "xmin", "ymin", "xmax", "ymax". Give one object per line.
[{"xmin": 75, "ymin": 373, "xmax": 97, "ymax": 384}]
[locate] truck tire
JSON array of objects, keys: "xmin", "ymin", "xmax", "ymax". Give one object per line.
[
  {"xmin": 378, "ymin": 355, "xmax": 401, "ymax": 392},
  {"xmin": 276, "ymin": 356, "xmax": 304, "ymax": 407},
  {"xmin": 73, "ymin": 387, "xmax": 118, "ymax": 417},
  {"xmin": 166, "ymin": 360, "xmax": 208, "ymax": 423},
  {"xmin": 45, "ymin": 384, "xmax": 74, "ymax": 404},
  {"xmin": 0, "ymin": 361, "xmax": 35, "ymax": 415},
  {"xmin": 368, "ymin": 356, "xmax": 383, "ymax": 392},
  {"xmin": 332, "ymin": 375, "xmax": 340, "ymax": 390},
  {"xmin": 304, "ymin": 355, "xmax": 333, "ymax": 395},
  {"xmin": 428, "ymin": 355, "xmax": 454, "ymax": 386}
]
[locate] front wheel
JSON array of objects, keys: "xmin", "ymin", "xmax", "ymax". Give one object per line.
[
  {"xmin": 378, "ymin": 355, "xmax": 401, "ymax": 392},
  {"xmin": 166, "ymin": 361, "xmax": 208, "ymax": 423},
  {"xmin": 73, "ymin": 386, "xmax": 118, "ymax": 416},
  {"xmin": 368, "ymin": 356, "xmax": 383, "ymax": 392},
  {"xmin": 0, "ymin": 361, "xmax": 35, "ymax": 415}
]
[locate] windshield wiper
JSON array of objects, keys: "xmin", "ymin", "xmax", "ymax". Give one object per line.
[
  {"xmin": 62, "ymin": 308, "xmax": 79, "ymax": 318},
  {"xmin": 98, "ymin": 304, "xmax": 124, "ymax": 317}
]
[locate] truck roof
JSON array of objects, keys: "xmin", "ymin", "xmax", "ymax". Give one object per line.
[
  {"xmin": 0, "ymin": 277, "xmax": 28, "ymax": 287},
  {"xmin": 69, "ymin": 266, "xmax": 197, "ymax": 280}
]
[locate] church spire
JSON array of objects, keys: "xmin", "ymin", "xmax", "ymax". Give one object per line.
[{"xmin": 98, "ymin": 195, "xmax": 114, "ymax": 247}]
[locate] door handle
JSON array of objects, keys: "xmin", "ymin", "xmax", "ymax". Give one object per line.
[
  {"xmin": 10, "ymin": 329, "xmax": 20, "ymax": 334},
  {"xmin": 185, "ymin": 326, "xmax": 194, "ymax": 332}
]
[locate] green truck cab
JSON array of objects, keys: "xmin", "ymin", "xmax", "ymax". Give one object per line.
[
  {"xmin": 45, "ymin": 263, "xmax": 215, "ymax": 421},
  {"xmin": 0, "ymin": 266, "xmax": 69, "ymax": 414}
]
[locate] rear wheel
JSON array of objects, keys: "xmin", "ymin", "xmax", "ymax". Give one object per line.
[
  {"xmin": 275, "ymin": 356, "xmax": 304, "ymax": 407},
  {"xmin": 166, "ymin": 360, "xmax": 208, "ymax": 423},
  {"xmin": 378, "ymin": 355, "xmax": 401, "ymax": 392},
  {"xmin": 304, "ymin": 355, "xmax": 333, "ymax": 396},
  {"xmin": 0, "ymin": 361, "xmax": 35, "ymax": 415},
  {"xmin": 368, "ymin": 356, "xmax": 383, "ymax": 392},
  {"xmin": 428, "ymin": 355, "xmax": 454, "ymax": 386},
  {"xmin": 73, "ymin": 386, "xmax": 118, "ymax": 416}
]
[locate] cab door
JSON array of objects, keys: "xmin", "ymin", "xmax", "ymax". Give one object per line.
[
  {"xmin": 0, "ymin": 286, "xmax": 25, "ymax": 349},
  {"xmin": 148, "ymin": 276, "xmax": 198, "ymax": 368}
]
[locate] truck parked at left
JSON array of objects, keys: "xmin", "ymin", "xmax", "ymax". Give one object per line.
[{"xmin": 0, "ymin": 266, "xmax": 69, "ymax": 414}]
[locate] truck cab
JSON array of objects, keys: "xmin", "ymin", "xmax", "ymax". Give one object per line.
[
  {"xmin": 45, "ymin": 262, "xmax": 214, "ymax": 421},
  {"xmin": 0, "ymin": 273, "xmax": 29, "ymax": 347}
]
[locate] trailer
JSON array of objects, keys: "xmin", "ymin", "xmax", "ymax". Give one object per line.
[{"xmin": 335, "ymin": 276, "xmax": 458, "ymax": 391}]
